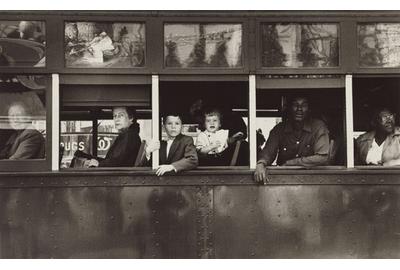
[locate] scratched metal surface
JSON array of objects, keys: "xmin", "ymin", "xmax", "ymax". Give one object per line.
[
  {"xmin": 0, "ymin": 186, "xmax": 206, "ymax": 258},
  {"xmin": 1, "ymin": 172, "xmax": 400, "ymax": 258},
  {"xmin": 213, "ymin": 184, "xmax": 400, "ymax": 258}
]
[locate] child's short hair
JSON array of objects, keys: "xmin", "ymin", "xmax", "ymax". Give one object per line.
[
  {"xmin": 162, "ymin": 113, "xmax": 183, "ymax": 125},
  {"xmin": 204, "ymin": 109, "xmax": 223, "ymax": 123}
]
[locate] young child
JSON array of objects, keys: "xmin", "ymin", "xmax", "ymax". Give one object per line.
[
  {"xmin": 145, "ymin": 113, "xmax": 198, "ymax": 176},
  {"xmin": 196, "ymin": 110, "xmax": 229, "ymax": 164}
]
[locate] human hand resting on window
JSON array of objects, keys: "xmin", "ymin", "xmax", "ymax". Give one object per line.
[
  {"xmin": 156, "ymin": 164, "xmax": 176, "ymax": 176},
  {"xmin": 84, "ymin": 158, "xmax": 99, "ymax": 168}
]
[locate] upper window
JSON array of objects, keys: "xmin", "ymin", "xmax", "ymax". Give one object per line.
[
  {"xmin": 0, "ymin": 20, "xmax": 46, "ymax": 67},
  {"xmin": 0, "ymin": 75, "xmax": 47, "ymax": 161},
  {"xmin": 164, "ymin": 23, "xmax": 243, "ymax": 68},
  {"xmin": 261, "ymin": 23, "xmax": 339, "ymax": 68},
  {"xmin": 358, "ymin": 23, "xmax": 400, "ymax": 68},
  {"xmin": 64, "ymin": 22, "xmax": 145, "ymax": 68}
]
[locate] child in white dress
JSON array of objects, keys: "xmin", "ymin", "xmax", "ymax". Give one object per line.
[{"xmin": 196, "ymin": 110, "xmax": 229, "ymax": 158}]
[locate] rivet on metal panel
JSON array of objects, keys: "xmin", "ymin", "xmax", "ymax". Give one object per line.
[
  {"xmin": 251, "ymin": 252, "xmax": 255, "ymax": 257},
  {"xmin": 300, "ymin": 179, "xmax": 303, "ymax": 183},
  {"xmin": 375, "ymin": 199, "xmax": 379, "ymax": 203},
  {"xmin": 152, "ymin": 210, "xmax": 156, "ymax": 213},
  {"xmin": 337, "ymin": 179, "xmax": 342, "ymax": 183},
  {"xmin": 7, "ymin": 218, "xmax": 11, "ymax": 222},
  {"xmin": 380, "ymin": 179, "xmax": 385, "ymax": 183},
  {"xmin": 123, "ymin": 181, "xmax": 127, "ymax": 185},
  {"xmin": 201, "ymin": 180, "xmax": 204, "ymax": 184},
  {"xmin": 361, "ymin": 179, "xmax": 365, "ymax": 183},
  {"xmin": 240, "ymin": 180, "xmax": 244, "ymax": 183},
  {"xmin": 20, "ymin": 182, "xmax": 24, "ymax": 185},
  {"xmin": 40, "ymin": 182, "xmax": 44, "ymax": 185},
  {"xmin": 155, "ymin": 243, "xmax": 159, "ymax": 246},
  {"xmin": 110, "ymin": 216, "xmax": 115, "ymax": 220},
  {"xmin": 319, "ymin": 180, "xmax": 323, "ymax": 183},
  {"xmin": 152, "ymin": 255, "xmax": 156, "ymax": 258},
  {"xmin": 382, "ymin": 192, "xmax": 386, "ymax": 196},
  {"xmin": 64, "ymin": 181, "xmax": 69, "ymax": 185},
  {"xmin": 352, "ymin": 219, "xmax": 356, "ymax": 223},
  {"xmin": 26, "ymin": 203, "xmax": 30, "ymax": 207},
  {"xmin": 152, "ymin": 232, "xmax": 156, "ymax": 235},
  {"xmin": 349, "ymin": 230, "xmax": 352, "ymax": 234},
  {"xmin": 104, "ymin": 181, "xmax": 108, "ymax": 184},
  {"xmin": 50, "ymin": 211, "xmax": 55, "ymax": 216},
  {"xmin": 84, "ymin": 181, "xmax": 88, "ymax": 185},
  {"xmin": 155, "ymin": 220, "xmax": 159, "ymax": 224},
  {"xmin": 221, "ymin": 180, "xmax": 224, "ymax": 183}
]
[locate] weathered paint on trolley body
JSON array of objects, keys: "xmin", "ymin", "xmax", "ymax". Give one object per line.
[{"xmin": 1, "ymin": 171, "xmax": 399, "ymax": 258}]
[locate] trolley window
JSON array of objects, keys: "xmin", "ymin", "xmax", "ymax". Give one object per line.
[
  {"xmin": 164, "ymin": 23, "xmax": 243, "ymax": 68},
  {"xmin": 256, "ymin": 75, "xmax": 346, "ymax": 168},
  {"xmin": 353, "ymin": 76, "xmax": 400, "ymax": 168},
  {"xmin": 60, "ymin": 75, "xmax": 152, "ymax": 169},
  {"xmin": 260, "ymin": 23, "xmax": 339, "ymax": 68},
  {"xmin": 64, "ymin": 21, "xmax": 145, "ymax": 68},
  {"xmin": 0, "ymin": 20, "xmax": 46, "ymax": 67},
  {"xmin": 0, "ymin": 75, "xmax": 51, "ymax": 171},
  {"xmin": 160, "ymin": 79, "xmax": 249, "ymax": 168}
]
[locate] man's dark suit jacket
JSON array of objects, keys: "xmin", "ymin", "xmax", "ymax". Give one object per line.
[
  {"xmin": 157, "ymin": 134, "xmax": 199, "ymax": 172},
  {"xmin": 0, "ymin": 128, "xmax": 45, "ymax": 160}
]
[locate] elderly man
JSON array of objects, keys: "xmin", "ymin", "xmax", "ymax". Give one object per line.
[
  {"xmin": 254, "ymin": 95, "xmax": 330, "ymax": 184},
  {"xmin": 0, "ymin": 101, "xmax": 45, "ymax": 160},
  {"xmin": 355, "ymin": 107, "xmax": 400, "ymax": 166}
]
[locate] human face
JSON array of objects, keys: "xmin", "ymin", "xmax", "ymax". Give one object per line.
[
  {"xmin": 290, "ymin": 97, "xmax": 309, "ymax": 122},
  {"xmin": 377, "ymin": 110, "xmax": 395, "ymax": 134},
  {"xmin": 8, "ymin": 104, "xmax": 30, "ymax": 130},
  {"xmin": 113, "ymin": 107, "xmax": 132, "ymax": 131},
  {"xmin": 164, "ymin": 116, "xmax": 182, "ymax": 139},
  {"xmin": 205, "ymin": 114, "xmax": 221, "ymax": 133}
]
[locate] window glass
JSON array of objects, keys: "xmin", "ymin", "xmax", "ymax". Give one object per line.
[
  {"xmin": 358, "ymin": 23, "xmax": 400, "ymax": 67},
  {"xmin": 261, "ymin": 23, "xmax": 339, "ymax": 68},
  {"xmin": 0, "ymin": 75, "xmax": 47, "ymax": 160},
  {"xmin": 164, "ymin": 23, "xmax": 242, "ymax": 68},
  {"xmin": 0, "ymin": 20, "xmax": 46, "ymax": 67},
  {"xmin": 65, "ymin": 22, "xmax": 145, "ymax": 68}
]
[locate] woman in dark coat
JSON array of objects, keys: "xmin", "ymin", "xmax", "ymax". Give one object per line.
[{"xmin": 84, "ymin": 106, "xmax": 142, "ymax": 167}]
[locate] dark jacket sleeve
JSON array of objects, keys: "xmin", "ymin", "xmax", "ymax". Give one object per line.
[
  {"xmin": 171, "ymin": 136, "xmax": 199, "ymax": 172},
  {"xmin": 257, "ymin": 124, "xmax": 281, "ymax": 166},
  {"xmin": 9, "ymin": 130, "xmax": 45, "ymax": 160},
  {"xmin": 98, "ymin": 131, "xmax": 141, "ymax": 167}
]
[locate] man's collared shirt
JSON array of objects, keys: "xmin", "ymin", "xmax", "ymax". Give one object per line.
[
  {"xmin": 355, "ymin": 127, "xmax": 400, "ymax": 165},
  {"xmin": 257, "ymin": 118, "xmax": 330, "ymax": 166}
]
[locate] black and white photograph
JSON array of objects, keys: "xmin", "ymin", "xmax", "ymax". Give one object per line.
[{"xmin": 2, "ymin": 4, "xmax": 400, "ymax": 267}]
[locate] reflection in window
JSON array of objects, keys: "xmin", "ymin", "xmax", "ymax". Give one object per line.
[
  {"xmin": 0, "ymin": 21, "xmax": 46, "ymax": 67},
  {"xmin": 0, "ymin": 76, "xmax": 46, "ymax": 160},
  {"xmin": 261, "ymin": 23, "xmax": 339, "ymax": 68},
  {"xmin": 358, "ymin": 23, "xmax": 400, "ymax": 67},
  {"xmin": 164, "ymin": 23, "xmax": 242, "ymax": 68},
  {"xmin": 65, "ymin": 22, "xmax": 145, "ymax": 68}
]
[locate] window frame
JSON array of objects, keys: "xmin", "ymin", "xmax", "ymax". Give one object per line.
[{"xmin": 0, "ymin": 73, "xmax": 53, "ymax": 172}]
